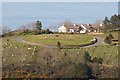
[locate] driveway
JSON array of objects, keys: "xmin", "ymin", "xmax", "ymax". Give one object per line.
[{"xmin": 82, "ymin": 36, "xmax": 105, "ymax": 48}]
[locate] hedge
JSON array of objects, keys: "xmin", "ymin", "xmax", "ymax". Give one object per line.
[{"xmin": 62, "ymin": 38, "xmax": 97, "ymax": 49}]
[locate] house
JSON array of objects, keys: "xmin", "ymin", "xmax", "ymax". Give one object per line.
[
  {"xmin": 58, "ymin": 23, "xmax": 85, "ymax": 33},
  {"xmin": 58, "ymin": 23, "xmax": 96, "ymax": 34},
  {"xmin": 58, "ymin": 24, "xmax": 68, "ymax": 33}
]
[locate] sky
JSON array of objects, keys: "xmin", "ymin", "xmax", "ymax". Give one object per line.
[
  {"xmin": 0, "ymin": 0, "xmax": 119, "ymax": 33},
  {"xmin": 1, "ymin": 0, "xmax": 120, "ymax": 2},
  {"xmin": 2, "ymin": 2, "xmax": 118, "ymax": 30}
]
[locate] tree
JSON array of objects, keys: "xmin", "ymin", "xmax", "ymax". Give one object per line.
[
  {"xmin": 103, "ymin": 16, "xmax": 111, "ymax": 32},
  {"xmin": 104, "ymin": 36, "xmax": 111, "ymax": 44},
  {"xmin": 110, "ymin": 14, "xmax": 118, "ymax": 24},
  {"xmin": 118, "ymin": 14, "xmax": 120, "ymax": 28},
  {"xmin": 103, "ymin": 14, "xmax": 119, "ymax": 32},
  {"xmin": 104, "ymin": 34, "xmax": 114, "ymax": 44},
  {"xmin": 103, "ymin": 17, "xmax": 110, "ymax": 25},
  {"xmin": 94, "ymin": 20, "xmax": 104, "ymax": 32},
  {"xmin": 84, "ymin": 51, "xmax": 92, "ymax": 62},
  {"xmin": 36, "ymin": 20, "xmax": 42, "ymax": 30},
  {"xmin": 110, "ymin": 14, "xmax": 118, "ymax": 29},
  {"xmin": 108, "ymin": 34, "xmax": 114, "ymax": 40},
  {"xmin": 58, "ymin": 20, "xmax": 74, "ymax": 29},
  {"xmin": 29, "ymin": 21, "xmax": 42, "ymax": 35}
]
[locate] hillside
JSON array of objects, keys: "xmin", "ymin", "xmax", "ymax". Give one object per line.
[{"xmin": 1, "ymin": 32, "xmax": 119, "ymax": 78}]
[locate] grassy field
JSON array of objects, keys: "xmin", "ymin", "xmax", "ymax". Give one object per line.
[
  {"xmin": 89, "ymin": 31, "xmax": 119, "ymax": 40},
  {"xmin": 2, "ymin": 32, "xmax": 118, "ymax": 66},
  {"xmin": 20, "ymin": 34, "xmax": 93, "ymax": 46}
]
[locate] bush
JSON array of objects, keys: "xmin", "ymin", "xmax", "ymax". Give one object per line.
[
  {"xmin": 21, "ymin": 29, "xmax": 33, "ymax": 35},
  {"xmin": 104, "ymin": 36, "xmax": 111, "ymax": 44},
  {"xmin": 35, "ymin": 29, "xmax": 53, "ymax": 34},
  {"xmin": 32, "ymin": 30, "xmax": 41, "ymax": 35},
  {"xmin": 45, "ymin": 29, "xmax": 52, "ymax": 34},
  {"xmin": 63, "ymin": 41, "xmax": 96, "ymax": 49},
  {"xmin": 104, "ymin": 34, "xmax": 114, "ymax": 44},
  {"xmin": 92, "ymin": 57, "xmax": 103, "ymax": 64},
  {"xmin": 57, "ymin": 42, "xmax": 61, "ymax": 49},
  {"xmin": 84, "ymin": 51, "xmax": 92, "ymax": 62},
  {"xmin": 2, "ymin": 32, "xmax": 14, "ymax": 37},
  {"xmin": 108, "ymin": 34, "xmax": 114, "ymax": 39},
  {"xmin": 72, "ymin": 63, "xmax": 93, "ymax": 78}
]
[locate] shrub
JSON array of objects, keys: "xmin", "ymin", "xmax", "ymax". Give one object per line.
[
  {"xmin": 72, "ymin": 63, "xmax": 93, "ymax": 78},
  {"xmin": 45, "ymin": 29, "xmax": 52, "ymax": 34},
  {"xmin": 39, "ymin": 29, "xmax": 53, "ymax": 34},
  {"xmin": 84, "ymin": 51, "xmax": 92, "ymax": 62},
  {"xmin": 2, "ymin": 32, "xmax": 14, "ymax": 37},
  {"xmin": 20, "ymin": 29, "xmax": 33, "ymax": 35},
  {"xmin": 0, "ymin": 35, "xmax": 4, "ymax": 38},
  {"xmin": 33, "ymin": 30, "xmax": 41, "ymax": 35},
  {"xmin": 92, "ymin": 57, "xmax": 103, "ymax": 64},
  {"xmin": 104, "ymin": 36, "xmax": 111, "ymax": 44},
  {"xmin": 108, "ymin": 34, "xmax": 114, "ymax": 39},
  {"xmin": 104, "ymin": 34, "xmax": 114, "ymax": 44}
]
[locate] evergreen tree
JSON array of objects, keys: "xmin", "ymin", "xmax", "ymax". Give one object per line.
[
  {"xmin": 103, "ymin": 16, "xmax": 111, "ymax": 32},
  {"xmin": 103, "ymin": 17, "xmax": 110, "ymax": 24},
  {"xmin": 84, "ymin": 51, "xmax": 92, "ymax": 62},
  {"xmin": 110, "ymin": 14, "xmax": 118, "ymax": 29},
  {"xmin": 36, "ymin": 20, "xmax": 42, "ymax": 30},
  {"xmin": 104, "ymin": 34, "xmax": 114, "ymax": 44},
  {"xmin": 108, "ymin": 34, "xmax": 114, "ymax": 39}
]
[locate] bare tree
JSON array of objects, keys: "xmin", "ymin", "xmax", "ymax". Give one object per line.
[
  {"xmin": 18, "ymin": 22, "xmax": 36, "ymax": 30},
  {"xmin": 18, "ymin": 20, "xmax": 42, "ymax": 31},
  {"xmin": 0, "ymin": 26, "xmax": 2, "ymax": 35},
  {"xmin": 2, "ymin": 26, "xmax": 11, "ymax": 34},
  {"xmin": 57, "ymin": 20, "xmax": 74, "ymax": 28},
  {"xmin": 94, "ymin": 20, "xmax": 104, "ymax": 32}
]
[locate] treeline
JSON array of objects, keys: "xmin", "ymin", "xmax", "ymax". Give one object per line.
[
  {"xmin": 1, "ymin": 20, "xmax": 53, "ymax": 37},
  {"xmin": 103, "ymin": 14, "xmax": 120, "ymax": 32}
]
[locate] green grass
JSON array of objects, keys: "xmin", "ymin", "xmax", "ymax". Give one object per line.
[
  {"xmin": 86, "ymin": 45, "xmax": 118, "ymax": 65},
  {"xmin": 2, "ymin": 36, "xmax": 43, "ymax": 67},
  {"xmin": 90, "ymin": 32, "xmax": 118, "ymax": 40},
  {"xmin": 61, "ymin": 45, "xmax": 118, "ymax": 66},
  {"xmin": 2, "ymin": 33, "xmax": 118, "ymax": 66},
  {"xmin": 20, "ymin": 34, "xmax": 93, "ymax": 46},
  {"xmin": 2, "ymin": 33, "xmax": 118, "ymax": 78}
]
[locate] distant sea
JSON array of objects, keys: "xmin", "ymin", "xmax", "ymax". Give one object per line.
[{"xmin": 2, "ymin": 2, "xmax": 118, "ymax": 31}]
